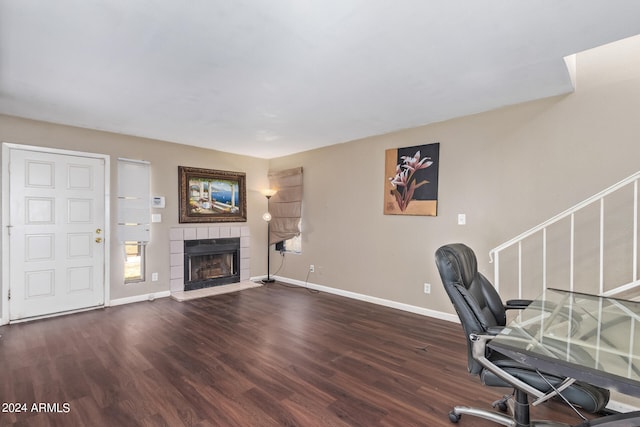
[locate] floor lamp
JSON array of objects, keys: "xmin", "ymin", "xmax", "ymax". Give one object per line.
[{"xmin": 262, "ymin": 189, "xmax": 277, "ymax": 283}]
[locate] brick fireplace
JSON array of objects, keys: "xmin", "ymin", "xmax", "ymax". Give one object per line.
[{"xmin": 169, "ymin": 225, "xmax": 250, "ymax": 292}]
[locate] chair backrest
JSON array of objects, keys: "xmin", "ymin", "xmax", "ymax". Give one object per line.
[{"xmin": 435, "ymin": 243, "xmax": 507, "ymax": 374}]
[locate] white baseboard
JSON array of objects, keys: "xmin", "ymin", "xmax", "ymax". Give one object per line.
[
  {"xmin": 272, "ymin": 275, "xmax": 459, "ymax": 323},
  {"xmin": 271, "ymin": 276, "xmax": 639, "ymax": 413},
  {"xmin": 109, "ymin": 290, "xmax": 171, "ymax": 306}
]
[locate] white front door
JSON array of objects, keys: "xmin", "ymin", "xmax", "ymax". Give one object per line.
[{"xmin": 8, "ymin": 147, "xmax": 106, "ymax": 321}]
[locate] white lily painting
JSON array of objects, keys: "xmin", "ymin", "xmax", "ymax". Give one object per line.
[{"xmin": 384, "ymin": 143, "xmax": 440, "ymax": 216}]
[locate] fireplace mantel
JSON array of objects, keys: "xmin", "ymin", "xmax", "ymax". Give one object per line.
[{"xmin": 169, "ymin": 225, "xmax": 250, "ymax": 292}]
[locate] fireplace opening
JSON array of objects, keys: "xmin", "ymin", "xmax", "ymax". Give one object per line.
[{"xmin": 184, "ymin": 238, "xmax": 240, "ymax": 290}]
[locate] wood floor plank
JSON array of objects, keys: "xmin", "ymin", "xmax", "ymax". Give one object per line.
[{"xmin": 0, "ymin": 283, "xmax": 595, "ymax": 426}]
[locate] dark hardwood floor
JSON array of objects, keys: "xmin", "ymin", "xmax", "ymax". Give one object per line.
[{"xmin": 0, "ymin": 283, "xmax": 591, "ymax": 426}]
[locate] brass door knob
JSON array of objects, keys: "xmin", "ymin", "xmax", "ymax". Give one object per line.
[{"xmin": 95, "ymin": 237, "xmax": 103, "ymax": 243}]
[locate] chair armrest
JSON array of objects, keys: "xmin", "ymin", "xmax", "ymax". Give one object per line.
[
  {"xmin": 486, "ymin": 326, "xmax": 505, "ymax": 336},
  {"xmin": 504, "ymin": 299, "xmax": 533, "ymax": 310}
]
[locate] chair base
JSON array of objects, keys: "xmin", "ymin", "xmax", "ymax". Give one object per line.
[
  {"xmin": 588, "ymin": 411, "xmax": 640, "ymax": 426},
  {"xmin": 448, "ymin": 389, "xmax": 573, "ymax": 426},
  {"xmin": 448, "ymin": 406, "xmax": 571, "ymax": 426}
]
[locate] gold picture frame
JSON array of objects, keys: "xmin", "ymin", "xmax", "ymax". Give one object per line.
[{"xmin": 178, "ymin": 166, "xmax": 247, "ymax": 223}]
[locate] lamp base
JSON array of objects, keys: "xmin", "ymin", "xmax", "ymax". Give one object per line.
[{"xmin": 262, "ymin": 277, "xmax": 275, "ymax": 284}]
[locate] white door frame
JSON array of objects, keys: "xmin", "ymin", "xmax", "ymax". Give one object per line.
[{"xmin": 1, "ymin": 142, "xmax": 111, "ymax": 325}]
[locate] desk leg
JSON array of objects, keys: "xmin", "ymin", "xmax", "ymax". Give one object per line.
[{"xmin": 586, "ymin": 411, "xmax": 640, "ymax": 426}]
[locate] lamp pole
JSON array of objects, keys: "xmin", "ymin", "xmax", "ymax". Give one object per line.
[{"xmin": 262, "ymin": 189, "xmax": 277, "ymax": 283}]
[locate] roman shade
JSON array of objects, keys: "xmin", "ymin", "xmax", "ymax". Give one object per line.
[
  {"xmin": 117, "ymin": 158, "xmax": 151, "ymax": 243},
  {"xmin": 268, "ymin": 167, "xmax": 303, "ymax": 245}
]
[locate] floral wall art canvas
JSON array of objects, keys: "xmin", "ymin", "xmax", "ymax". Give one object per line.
[{"xmin": 384, "ymin": 143, "xmax": 440, "ymax": 216}]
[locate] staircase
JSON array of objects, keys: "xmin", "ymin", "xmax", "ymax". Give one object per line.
[{"xmin": 490, "ymin": 171, "xmax": 640, "ymax": 301}]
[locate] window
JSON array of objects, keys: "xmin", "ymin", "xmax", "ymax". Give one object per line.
[
  {"xmin": 281, "ymin": 235, "xmax": 302, "ymax": 253},
  {"xmin": 124, "ymin": 241, "xmax": 145, "ymax": 283},
  {"xmin": 277, "ymin": 220, "xmax": 302, "ymax": 253},
  {"xmin": 117, "ymin": 158, "xmax": 150, "ymax": 284}
]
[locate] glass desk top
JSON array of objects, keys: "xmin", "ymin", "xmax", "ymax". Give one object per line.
[{"xmin": 489, "ymin": 288, "xmax": 640, "ymax": 397}]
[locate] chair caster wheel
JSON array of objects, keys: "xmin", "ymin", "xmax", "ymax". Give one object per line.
[
  {"xmin": 493, "ymin": 400, "xmax": 508, "ymax": 412},
  {"xmin": 448, "ymin": 411, "xmax": 461, "ymax": 423}
]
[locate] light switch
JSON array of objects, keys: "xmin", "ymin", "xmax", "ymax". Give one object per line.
[
  {"xmin": 458, "ymin": 214, "xmax": 466, "ymax": 225},
  {"xmin": 151, "ymin": 213, "xmax": 162, "ymax": 223}
]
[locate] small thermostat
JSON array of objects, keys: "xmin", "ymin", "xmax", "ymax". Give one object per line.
[{"xmin": 151, "ymin": 196, "xmax": 165, "ymax": 208}]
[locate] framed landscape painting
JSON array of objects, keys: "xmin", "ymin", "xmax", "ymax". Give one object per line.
[
  {"xmin": 384, "ymin": 142, "xmax": 440, "ymax": 216},
  {"xmin": 178, "ymin": 166, "xmax": 247, "ymax": 223}
]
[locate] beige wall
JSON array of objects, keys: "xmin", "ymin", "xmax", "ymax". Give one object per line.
[
  {"xmin": 0, "ymin": 117, "xmax": 270, "ymax": 304},
  {"xmin": 269, "ymin": 35, "xmax": 640, "ymax": 315},
  {"xmin": 2, "ymin": 35, "xmax": 640, "ymax": 320}
]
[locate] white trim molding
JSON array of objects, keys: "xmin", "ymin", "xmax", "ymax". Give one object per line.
[
  {"xmin": 272, "ymin": 275, "xmax": 459, "ymax": 324},
  {"xmin": 1, "ymin": 142, "xmax": 111, "ymax": 325},
  {"xmin": 110, "ymin": 291, "xmax": 171, "ymax": 306}
]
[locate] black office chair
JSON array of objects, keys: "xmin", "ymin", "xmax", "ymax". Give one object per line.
[{"xmin": 435, "ymin": 243, "xmax": 609, "ymax": 426}]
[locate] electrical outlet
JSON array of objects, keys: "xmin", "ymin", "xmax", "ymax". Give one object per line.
[
  {"xmin": 424, "ymin": 283, "xmax": 431, "ymax": 294},
  {"xmin": 309, "ymin": 264, "xmax": 315, "ymax": 273},
  {"xmin": 152, "ymin": 272, "xmax": 159, "ymax": 282},
  {"xmin": 458, "ymin": 213, "xmax": 466, "ymax": 225}
]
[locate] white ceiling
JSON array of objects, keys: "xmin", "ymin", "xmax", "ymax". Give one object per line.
[{"xmin": 2, "ymin": 1, "xmax": 640, "ymax": 159}]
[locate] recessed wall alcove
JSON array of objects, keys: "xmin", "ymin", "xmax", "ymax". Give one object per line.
[{"xmin": 169, "ymin": 225, "xmax": 250, "ymax": 292}]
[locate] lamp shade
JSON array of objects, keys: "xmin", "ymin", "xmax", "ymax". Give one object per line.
[
  {"xmin": 262, "ymin": 212, "xmax": 272, "ymax": 222},
  {"xmin": 262, "ymin": 188, "xmax": 277, "ymax": 198}
]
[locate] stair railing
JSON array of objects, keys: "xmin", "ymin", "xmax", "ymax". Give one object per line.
[{"xmin": 490, "ymin": 171, "xmax": 640, "ymax": 299}]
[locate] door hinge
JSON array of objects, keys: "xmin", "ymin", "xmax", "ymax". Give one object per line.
[{"xmin": 8, "ymin": 289, "xmax": 10, "ymax": 300}]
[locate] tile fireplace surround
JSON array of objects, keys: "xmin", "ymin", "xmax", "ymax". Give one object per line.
[{"xmin": 169, "ymin": 225, "xmax": 250, "ymax": 292}]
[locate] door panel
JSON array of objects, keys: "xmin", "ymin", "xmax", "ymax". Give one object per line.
[{"xmin": 9, "ymin": 149, "xmax": 105, "ymax": 320}]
